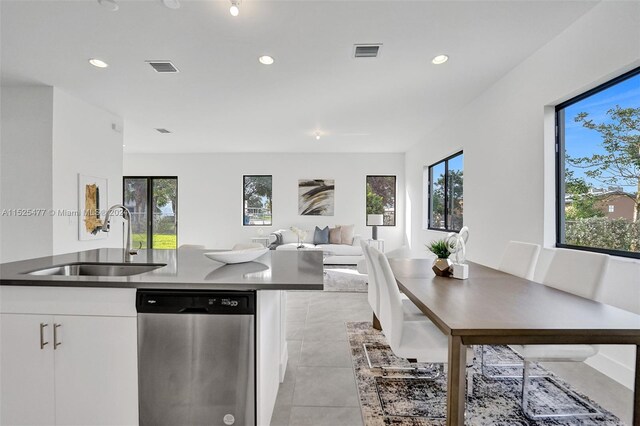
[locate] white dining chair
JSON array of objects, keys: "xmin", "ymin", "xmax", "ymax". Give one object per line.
[
  {"xmin": 498, "ymin": 241, "xmax": 541, "ymax": 280},
  {"xmin": 372, "ymin": 247, "xmax": 448, "ymax": 361},
  {"xmin": 369, "ymin": 247, "xmax": 475, "ymax": 406},
  {"xmin": 481, "ymin": 241, "xmax": 542, "ymax": 376},
  {"xmin": 509, "ymin": 249, "xmax": 609, "ymax": 419},
  {"xmin": 360, "ymin": 242, "xmax": 425, "ymax": 331}
]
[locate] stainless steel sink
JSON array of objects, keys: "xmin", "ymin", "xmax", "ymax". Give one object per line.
[{"xmin": 27, "ymin": 262, "xmax": 166, "ymax": 277}]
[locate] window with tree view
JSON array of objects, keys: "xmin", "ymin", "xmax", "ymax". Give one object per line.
[
  {"xmin": 243, "ymin": 175, "xmax": 272, "ymax": 226},
  {"xmin": 366, "ymin": 176, "xmax": 396, "ymax": 226},
  {"xmin": 427, "ymin": 152, "xmax": 463, "ymax": 232},
  {"xmin": 557, "ymin": 67, "xmax": 639, "ymax": 258},
  {"xmin": 123, "ymin": 177, "xmax": 177, "ymax": 249}
]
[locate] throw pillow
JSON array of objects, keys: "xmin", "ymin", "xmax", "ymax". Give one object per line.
[
  {"xmin": 329, "ymin": 226, "xmax": 342, "ymax": 244},
  {"xmin": 313, "ymin": 226, "xmax": 329, "ymax": 245},
  {"xmin": 338, "ymin": 224, "xmax": 355, "ymax": 245}
]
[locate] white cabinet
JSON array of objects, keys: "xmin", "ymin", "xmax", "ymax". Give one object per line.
[
  {"xmin": 0, "ymin": 314, "xmax": 56, "ymax": 426},
  {"xmin": 54, "ymin": 315, "xmax": 138, "ymax": 426},
  {"xmin": 0, "ymin": 287, "xmax": 138, "ymax": 426}
]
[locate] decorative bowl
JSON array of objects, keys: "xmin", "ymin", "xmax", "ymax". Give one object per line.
[{"xmin": 204, "ymin": 247, "xmax": 268, "ymax": 264}]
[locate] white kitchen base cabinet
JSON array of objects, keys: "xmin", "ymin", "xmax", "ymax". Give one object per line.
[
  {"xmin": 54, "ymin": 315, "xmax": 138, "ymax": 426},
  {"xmin": 0, "ymin": 314, "xmax": 56, "ymax": 426},
  {"xmin": 0, "ymin": 287, "xmax": 138, "ymax": 426}
]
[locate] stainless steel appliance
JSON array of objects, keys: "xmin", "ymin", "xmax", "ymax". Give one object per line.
[{"xmin": 137, "ymin": 290, "xmax": 255, "ymax": 426}]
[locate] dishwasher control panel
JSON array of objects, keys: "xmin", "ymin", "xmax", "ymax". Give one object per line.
[{"xmin": 136, "ymin": 290, "xmax": 256, "ymax": 315}]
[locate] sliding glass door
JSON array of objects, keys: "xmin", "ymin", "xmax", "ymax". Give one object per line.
[{"xmin": 123, "ymin": 177, "xmax": 178, "ymax": 249}]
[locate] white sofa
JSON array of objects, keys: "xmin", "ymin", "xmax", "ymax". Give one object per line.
[{"xmin": 270, "ymin": 229, "xmax": 364, "ymax": 265}]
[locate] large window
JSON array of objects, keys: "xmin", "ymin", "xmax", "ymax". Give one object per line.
[
  {"xmin": 243, "ymin": 175, "xmax": 272, "ymax": 226},
  {"xmin": 366, "ymin": 175, "xmax": 396, "ymax": 226},
  {"xmin": 556, "ymin": 67, "xmax": 639, "ymax": 259},
  {"xmin": 123, "ymin": 177, "xmax": 178, "ymax": 249},
  {"xmin": 426, "ymin": 151, "xmax": 463, "ymax": 232}
]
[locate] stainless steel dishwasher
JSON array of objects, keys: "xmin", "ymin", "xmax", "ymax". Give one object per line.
[{"xmin": 137, "ymin": 290, "xmax": 255, "ymax": 426}]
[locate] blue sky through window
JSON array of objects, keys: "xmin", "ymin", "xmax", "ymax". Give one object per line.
[{"xmin": 564, "ymin": 72, "xmax": 640, "ymax": 191}]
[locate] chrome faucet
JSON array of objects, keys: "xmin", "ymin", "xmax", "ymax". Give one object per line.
[{"xmin": 101, "ymin": 204, "xmax": 138, "ymax": 262}]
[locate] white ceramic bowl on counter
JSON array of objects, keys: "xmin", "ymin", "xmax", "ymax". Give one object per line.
[{"xmin": 204, "ymin": 247, "xmax": 269, "ymax": 264}]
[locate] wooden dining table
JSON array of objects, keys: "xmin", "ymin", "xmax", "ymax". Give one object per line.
[{"xmin": 388, "ymin": 259, "xmax": 640, "ymax": 426}]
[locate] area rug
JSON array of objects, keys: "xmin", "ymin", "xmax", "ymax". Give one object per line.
[
  {"xmin": 323, "ymin": 265, "xmax": 368, "ymax": 292},
  {"xmin": 346, "ymin": 322, "xmax": 624, "ymax": 426}
]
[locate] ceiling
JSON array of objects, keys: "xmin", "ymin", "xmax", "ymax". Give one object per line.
[{"xmin": 1, "ymin": 0, "xmax": 597, "ymax": 153}]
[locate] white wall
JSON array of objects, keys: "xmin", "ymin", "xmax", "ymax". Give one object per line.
[
  {"xmin": 0, "ymin": 86, "xmax": 123, "ymax": 262},
  {"xmin": 405, "ymin": 2, "xmax": 640, "ymax": 388},
  {"xmin": 124, "ymin": 153, "xmax": 405, "ymax": 250},
  {"xmin": 0, "ymin": 86, "xmax": 54, "ymax": 262},
  {"xmin": 51, "ymin": 89, "xmax": 124, "ymax": 255}
]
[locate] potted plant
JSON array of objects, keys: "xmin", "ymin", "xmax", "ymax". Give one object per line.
[{"xmin": 426, "ymin": 239, "xmax": 452, "ymax": 277}]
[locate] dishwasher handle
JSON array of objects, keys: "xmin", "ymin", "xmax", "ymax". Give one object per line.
[{"xmin": 179, "ymin": 307, "xmax": 209, "ymax": 314}]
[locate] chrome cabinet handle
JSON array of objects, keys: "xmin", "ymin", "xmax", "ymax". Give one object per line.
[
  {"xmin": 39, "ymin": 323, "xmax": 49, "ymax": 349},
  {"xmin": 53, "ymin": 323, "xmax": 62, "ymax": 349}
]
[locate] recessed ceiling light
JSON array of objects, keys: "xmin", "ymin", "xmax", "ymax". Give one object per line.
[
  {"xmin": 432, "ymin": 54, "xmax": 449, "ymax": 65},
  {"xmin": 97, "ymin": 0, "xmax": 119, "ymax": 12},
  {"xmin": 258, "ymin": 55, "xmax": 274, "ymax": 65},
  {"xmin": 314, "ymin": 131, "xmax": 321, "ymax": 140},
  {"xmin": 89, "ymin": 58, "xmax": 109, "ymax": 68},
  {"xmin": 229, "ymin": 0, "xmax": 240, "ymax": 16},
  {"xmin": 122, "ymin": 144, "xmax": 126, "ymax": 147}
]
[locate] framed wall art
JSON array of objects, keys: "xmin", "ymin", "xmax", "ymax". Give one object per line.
[
  {"xmin": 78, "ymin": 174, "xmax": 108, "ymax": 240},
  {"xmin": 298, "ymin": 179, "xmax": 334, "ymax": 216}
]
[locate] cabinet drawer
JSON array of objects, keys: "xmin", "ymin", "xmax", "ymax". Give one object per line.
[{"xmin": 0, "ymin": 286, "xmax": 136, "ymax": 317}]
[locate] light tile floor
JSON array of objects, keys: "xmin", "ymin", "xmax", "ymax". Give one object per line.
[{"xmin": 271, "ymin": 290, "xmax": 633, "ymax": 426}]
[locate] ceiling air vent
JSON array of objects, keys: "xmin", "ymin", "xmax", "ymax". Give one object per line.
[
  {"xmin": 353, "ymin": 44, "xmax": 381, "ymax": 58},
  {"xmin": 146, "ymin": 61, "xmax": 179, "ymax": 73},
  {"xmin": 155, "ymin": 128, "xmax": 171, "ymax": 134}
]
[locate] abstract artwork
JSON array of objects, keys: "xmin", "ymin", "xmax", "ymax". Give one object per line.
[
  {"xmin": 78, "ymin": 174, "xmax": 108, "ymax": 240},
  {"xmin": 298, "ymin": 179, "xmax": 335, "ymax": 216}
]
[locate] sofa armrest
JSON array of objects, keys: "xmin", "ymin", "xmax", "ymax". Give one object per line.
[{"xmin": 352, "ymin": 234, "xmax": 362, "ymax": 246}]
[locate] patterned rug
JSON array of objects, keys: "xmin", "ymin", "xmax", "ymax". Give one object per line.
[
  {"xmin": 346, "ymin": 322, "xmax": 624, "ymax": 426},
  {"xmin": 324, "ymin": 265, "xmax": 368, "ymax": 292}
]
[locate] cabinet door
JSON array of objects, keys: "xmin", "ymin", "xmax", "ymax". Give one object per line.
[
  {"xmin": 53, "ymin": 315, "xmax": 138, "ymax": 426},
  {"xmin": 0, "ymin": 314, "xmax": 55, "ymax": 426}
]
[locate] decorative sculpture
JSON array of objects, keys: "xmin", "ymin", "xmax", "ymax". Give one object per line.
[{"xmin": 446, "ymin": 226, "xmax": 469, "ymax": 279}]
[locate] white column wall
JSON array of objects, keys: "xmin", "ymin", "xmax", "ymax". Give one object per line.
[
  {"xmin": 0, "ymin": 86, "xmax": 54, "ymax": 263},
  {"xmin": 0, "ymin": 86, "xmax": 124, "ymax": 262}
]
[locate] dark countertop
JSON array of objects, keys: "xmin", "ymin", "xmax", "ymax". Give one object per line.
[{"xmin": 0, "ymin": 248, "xmax": 324, "ymax": 291}]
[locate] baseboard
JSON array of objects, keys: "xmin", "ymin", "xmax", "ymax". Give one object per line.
[{"xmin": 585, "ymin": 351, "xmax": 635, "ymax": 390}]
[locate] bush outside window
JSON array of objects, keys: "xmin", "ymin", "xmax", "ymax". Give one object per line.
[{"xmin": 366, "ymin": 175, "xmax": 396, "ymax": 226}]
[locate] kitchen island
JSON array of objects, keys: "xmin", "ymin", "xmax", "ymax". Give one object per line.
[{"xmin": 0, "ymin": 248, "xmax": 324, "ymax": 426}]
